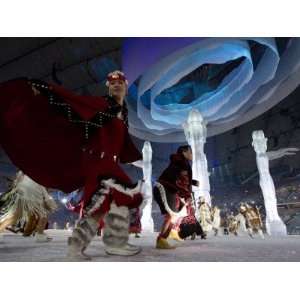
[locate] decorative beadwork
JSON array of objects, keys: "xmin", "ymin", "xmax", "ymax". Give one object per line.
[{"xmin": 27, "ymin": 79, "xmax": 129, "ymax": 137}]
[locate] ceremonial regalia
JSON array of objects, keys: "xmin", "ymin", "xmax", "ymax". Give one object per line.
[
  {"xmin": 0, "ymin": 77, "xmax": 142, "ymax": 214},
  {"xmin": 153, "ymin": 148, "xmax": 203, "ymax": 248},
  {"xmin": 0, "ymin": 172, "xmax": 57, "ymax": 241},
  {"xmin": 0, "ymin": 71, "xmax": 144, "ymax": 258}
]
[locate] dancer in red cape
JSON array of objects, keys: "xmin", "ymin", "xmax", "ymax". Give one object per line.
[{"xmin": 0, "ymin": 71, "xmax": 145, "ymax": 259}]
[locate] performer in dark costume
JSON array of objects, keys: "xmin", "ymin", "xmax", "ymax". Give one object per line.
[
  {"xmin": 0, "ymin": 71, "xmax": 145, "ymax": 259},
  {"xmin": 177, "ymin": 197, "xmax": 204, "ymax": 240},
  {"xmin": 153, "ymin": 145, "xmax": 203, "ymax": 249}
]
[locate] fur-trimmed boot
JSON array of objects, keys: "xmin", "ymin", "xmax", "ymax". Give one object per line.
[
  {"xmin": 67, "ymin": 216, "xmax": 98, "ymax": 261},
  {"xmin": 103, "ymin": 203, "xmax": 141, "ymax": 256}
]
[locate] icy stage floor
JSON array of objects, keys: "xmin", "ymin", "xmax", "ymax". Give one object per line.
[{"xmin": 1, "ymin": 230, "xmax": 300, "ymax": 262}]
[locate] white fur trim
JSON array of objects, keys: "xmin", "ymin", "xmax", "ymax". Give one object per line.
[
  {"xmin": 103, "ymin": 230, "xmax": 129, "ymax": 248},
  {"xmin": 155, "ymin": 182, "xmax": 187, "ymax": 220},
  {"xmin": 103, "ymin": 206, "xmax": 129, "ymax": 248},
  {"xmin": 86, "ymin": 186, "xmax": 110, "ymax": 215},
  {"xmin": 102, "ymin": 179, "xmax": 142, "ymax": 197},
  {"xmin": 0, "ymin": 176, "xmax": 57, "ymax": 225},
  {"xmin": 109, "ymin": 203, "xmax": 129, "ymax": 219},
  {"xmin": 87, "ymin": 195, "xmax": 106, "ymax": 215}
]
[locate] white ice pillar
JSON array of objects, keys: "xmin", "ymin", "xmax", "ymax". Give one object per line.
[
  {"xmin": 252, "ymin": 130, "xmax": 287, "ymax": 236},
  {"xmin": 140, "ymin": 141, "xmax": 154, "ymax": 233},
  {"xmin": 183, "ymin": 109, "xmax": 211, "ymax": 206}
]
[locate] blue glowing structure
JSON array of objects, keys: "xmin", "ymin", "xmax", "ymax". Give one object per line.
[{"xmin": 122, "ymin": 38, "xmax": 300, "ymax": 142}]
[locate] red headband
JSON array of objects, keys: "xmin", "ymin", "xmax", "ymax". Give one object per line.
[{"xmin": 106, "ymin": 71, "xmax": 128, "ymax": 86}]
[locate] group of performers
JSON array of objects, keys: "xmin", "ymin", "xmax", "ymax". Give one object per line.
[
  {"xmin": 220, "ymin": 202, "xmax": 264, "ymax": 238},
  {"xmin": 0, "ymin": 70, "xmax": 265, "ymax": 260}
]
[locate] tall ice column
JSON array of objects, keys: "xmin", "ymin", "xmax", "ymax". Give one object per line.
[
  {"xmin": 252, "ymin": 130, "xmax": 287, "ymax": 236},
  {"xmin": 141, "ymin": 141, "xmax": 154, "ymax": 233},
  {"xmin": 183, "ymin": 109, "xmax": 211, "ymax": 206}
]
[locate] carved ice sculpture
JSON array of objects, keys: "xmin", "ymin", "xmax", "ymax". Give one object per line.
[
  {"xmin": 183, "ymin": 109, "xmax": 211, "ymax": 206},
  {"xmin": 241, "ymin": 147, "xmax": 299, "ymax": 185},
  {"xmin": 140, "ymin": 141, "xmax": 154, "ymax": 233},
  {"xmin": 267, "ymin": 147, "xmax": 299, "ymax": 161},
  {"xmin": 252, "ymin": 130, "xmax": 289, "ymax": 236}
]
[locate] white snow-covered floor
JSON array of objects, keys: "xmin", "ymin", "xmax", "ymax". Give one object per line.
[{"xmin": 1, "ymin": 230, "xmax": 300, "ymax": 262}]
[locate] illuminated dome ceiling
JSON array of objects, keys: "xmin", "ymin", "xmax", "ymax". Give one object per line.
[{"xmin": 122, "ymin": 37, "xmax": 300, "ymax": 142}]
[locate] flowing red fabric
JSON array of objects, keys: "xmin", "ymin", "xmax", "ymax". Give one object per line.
[{"xmin": 0, "ymin": 78, "xmax": 141, "ymax": 194}]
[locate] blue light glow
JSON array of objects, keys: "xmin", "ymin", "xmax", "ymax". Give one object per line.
[{"xmin": 122, "ymin": 37, "xmax": 300, "ymax": 142}]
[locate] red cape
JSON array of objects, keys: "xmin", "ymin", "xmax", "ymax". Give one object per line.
[{"xmin": 0, "ymin": 78, "xmax": 141, "ymax": 193}]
